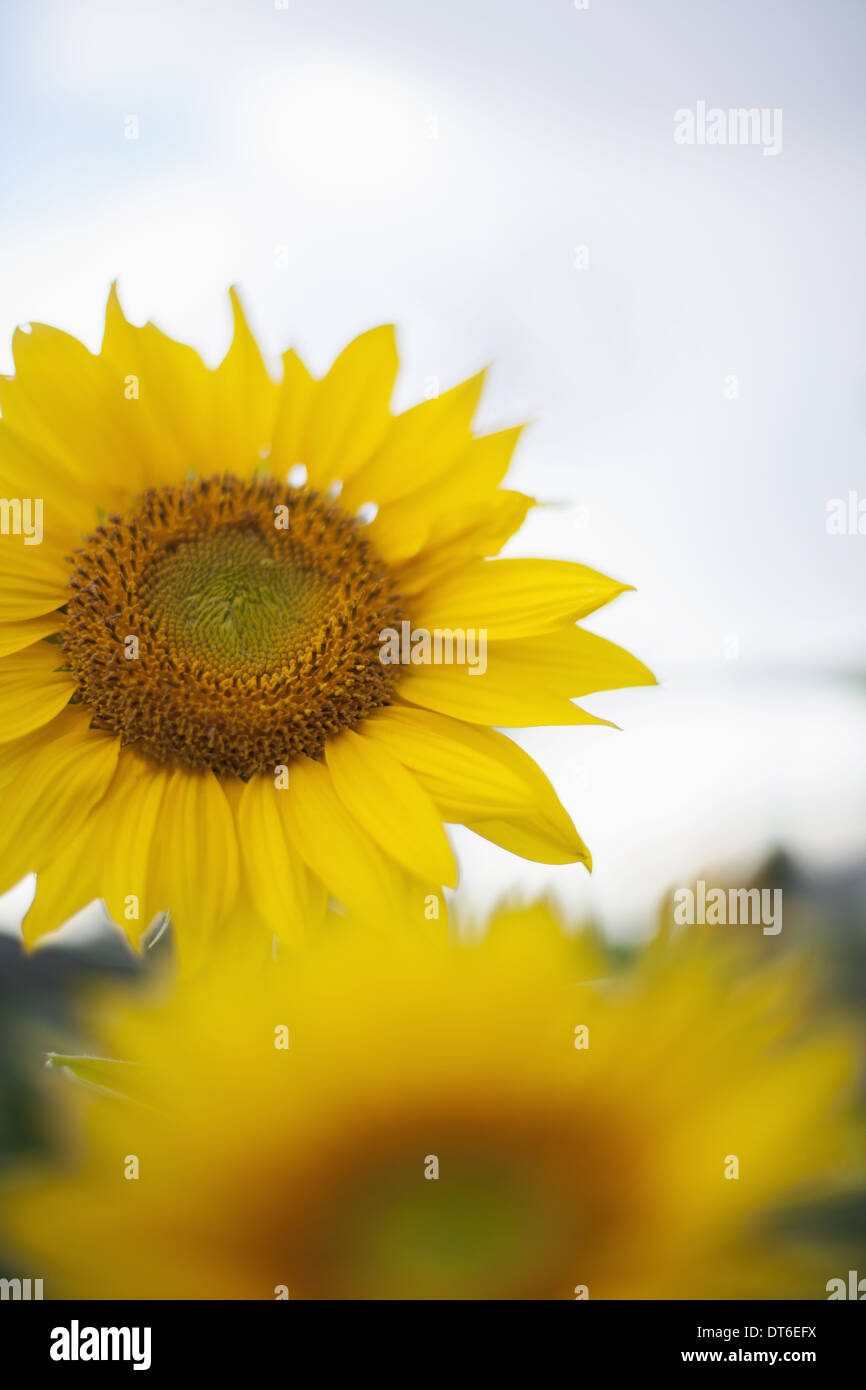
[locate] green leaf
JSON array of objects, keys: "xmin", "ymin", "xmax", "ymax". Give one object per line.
[{"xmin": 44, "ymin": 1053, "xmax": 142, "ymax": 1098}]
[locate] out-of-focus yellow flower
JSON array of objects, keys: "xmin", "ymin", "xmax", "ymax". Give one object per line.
[
  {"xmin": 4, "ymin": 907, "xmax": 861, "ymax": 1300},
  {"xmin": 0, "ymin": 289, "xmax": 654, "ymax": 969}
]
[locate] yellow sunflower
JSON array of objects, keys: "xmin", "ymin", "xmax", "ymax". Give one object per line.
[
  {"xmin": 0, "ymin": 288, "xmax": 653, "ymax": 966},
  {"xmin": 4, "ymin": 905, "xmax": 860, "ymax": 1300}
]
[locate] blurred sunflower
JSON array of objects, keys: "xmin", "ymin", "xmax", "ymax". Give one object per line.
[
  {"xmin": 0, "ymin": 289, "xmax": 653, "ymax": 965},
  {"xmin": 4, "ymin": 906, "xmax": 860, "ymax": 1299}
]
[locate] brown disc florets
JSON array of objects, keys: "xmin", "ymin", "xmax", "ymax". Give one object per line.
[{"xmin": 62, "ymin": 475, "xmax": 405, "ymax": 777}]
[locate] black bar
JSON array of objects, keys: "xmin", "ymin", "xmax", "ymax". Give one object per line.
[{"xmin": 2, "ymin": 1299, "xmax": 861, "ymax": 1374}]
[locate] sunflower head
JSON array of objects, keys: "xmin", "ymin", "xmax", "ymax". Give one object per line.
[
  {"xmin": 0, "ymin": 288, "xmax": 655, "ymax": 961},
  {"xmin": 4, "ymin": 906, "xmax": 861, "ymax": 1300}
]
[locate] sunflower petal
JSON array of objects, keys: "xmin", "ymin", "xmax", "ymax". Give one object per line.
[
  {"xmin": 363, "ymin": 426, "xmax": 524, "ymax": 561},
  {"xmin": 403, "ymin": 491, "xmax": 535, "ymax": 583},
  {"xmin": 367, "ymin": 706, "xmax": 587, "ymax": 862},
  {"xmin": 0, "ymin": 615, "xmax": 62, "ymax": 657},
  {"xmin": 22, "ymin": 817, "xmax": 106, "ymax": 947},
  {"xmin": 398, "ymin": 622, "xmax": 653, "ymax": 724},
  {"xmin": 524, "ymin": 624, "xmax": 658, "ymax": 697},
  {"xmin": 268, "ymin": 350, "xmax": 315, "ymax": 478},
  {"xmin": 325, "ymin": 728, "xmax": 456, "ymax": 885},
  {"xmin": 362, "ymin": 706, "xmax": 537, "ymax": 816},
  {"xmin": 461, "ymin": 734, "xmax": 591, "ymax": 865},
  {"xmin": 99, "ymin": 751, "xmax": 174, "ymax": 944},
  {"xmin": 0, "ymin": 424, "xmax": 98, "ymax": 552},
  {"xmin": 400, "ymin": 654, "xmax": 612, "ymax": 727},
  {"xmin": 0, "ymin": 321, "xmax": 148, "ymax": 505},
  {"xmin": 149, "ymin": 768, "xmax": 240, "ymax": 971},
  {"xmin": 413, "ymin": 559, "xmax": 632, "ymax": 639},
  {"xmin": 343, "ymin": 370, "xmax": 485, "ymax": 510},
  {"xmin": 466, "ymin": 812, "xmax": 591, "ymax": 866},
  {"xmin": 301, "ymin": 326, "xmax": 398, "ymax": 490},
  {"xmin": 0, "ymin": 524, "xmax": 71, "ymax": 620},
  {"xmin": 279, "ymin": 755, "xmax": 408, "ymax": 924},
  {"xmin": 0, "ymin": 722, "xmax": 120, "ymax": 894},
  {"xmin": 0, "ymin": 644, "xmax": 76, "ymax": 742},
  {"xmin": 101, "ymin": 283, "xmax": 213, "ymax": 487},
  {"xmin": 237, "ymin": 774, "xmax": 329, "ymax": 948},
  {"xmin": 0, "ymin": 706, "xmax": 93, "ymax": 792},
  {"xmin": 211, "ymin": 288, "xmax": 280, "ymax": 473}
]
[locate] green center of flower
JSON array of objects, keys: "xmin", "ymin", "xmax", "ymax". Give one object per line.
[
  {"xmin": 143, "ymin": 529, "xmax": 333, "ymax": 678},
  {"xmin": 260, "ymin": 1107, "xmax": 605, "ymax": 1299},
  {"xmin": 61, "ymin": 475, "xmax": 405, "ymax": 778},
  {"xmin": 348, "ymin": 1158, "xmax": 564, "ymax": 1298}
]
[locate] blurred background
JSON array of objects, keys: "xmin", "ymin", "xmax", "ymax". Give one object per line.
[{"xmin": 0, "ymin": 0, "xmax": 864, "ymax": 1083}]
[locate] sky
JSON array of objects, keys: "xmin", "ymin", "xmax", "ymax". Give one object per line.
[{"xmin": 0, "ymin": 0, "xmax": 864, "ymax": 940}]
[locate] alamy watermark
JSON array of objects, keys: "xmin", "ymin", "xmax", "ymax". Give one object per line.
[
  {"xmin": 826, "ymin": 491, "xmax": 866, "ymax": 535},
  {"xmin": 0, "ymin": 497, "xmax": 43, "ymax": 545},
  {"xmin": 0, "ymin": 1276, "xmax": 43, "ymax": 1299},
  {"xmin": 674, "ymin": 102, "xmax": 783, "ymax": 157},
  {"xmin": 50, "ymin": 1321, "xmax": 151, "ymax": 1371},
  {"xmin": 673, "ymin": 879, "xmax": 782, "ymax": 935},
  {"xmin": 827, "ymin": 1269, "xmax": 866, "ymax": 1299},
  {"xmin": 379, "ymin": 622, "xmax": 487, "ymax": 676}
]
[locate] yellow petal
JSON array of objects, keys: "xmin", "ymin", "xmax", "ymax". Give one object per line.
[
  {"xmin": 0, "ymin": 423, "xmax": 98, "ymax": 552},
  {"xmin": 0, "ymin": 721, "xmax": 120, "ymax": 894},
  {"xmin": 405, "ymin": 490, "xmax": 535, "ymax": 581},
  {"xmin": 362, "ymin": 706, "xmax": 538, "ymax": 816},
  {"xmin": 149, "ymin": 768, "xmax": 240, "ymax": 972},
  {"xmin": 279, "ymin": 755, "xmax": 407, "ymax": 925},
  {"xmin": 0, "ymin": 705, "xmax": 94, "ymax": 792},
  {"xmin": 359, "ymin": 493, "xmax": 433, "ymax": 564},
  {"xmin": 0, "ymin": 614, "xmax": 62, "ymax": 657},
  {"xmin": 325, "ymin": 728, "xmax": 456, "ymax": 885},
  {"xmin": 0, "ymin": 519, "xmax": 71, "ymax": 620},
  {"xmin": 22, "ymin": 817, "xmax": 106, "ymax": 947},
  {"xmin": 523, "ymin": 624, "xmax": 657, "ymax": 697},
  {"xmin": 0, "ymin": 643, "xmax": 76, "ymax": 742},
  {"xmin": 236, "ymin": 774, "xmax": 329, "ymax": 948},
  {"xmin": 99, "ymin": 751, "xmax": 174, "ymax": 944},
  {"xmin": 363, "ymin": 426, "xmax": 524, "ymax": 562},
  {"xmin": 430, "ymin": 424, "xmax": 524, "ymax": 508},
  {"xmin": 399, "ymin": 652, "xmax": 611, "ymax": 728},
  {"xmin": 211, "ymin": 288, "xmax": 280, "ymax": 473},
  {"xmin": 341, "ymin": 370, "xmax": 485, "ymax": 510},
  {"xmin": 398, "ymin": 624, "xmax": 654, "ymax": 724},
  {"xmin": 100, "ymin": 282, "xmax": 214, "ymax": 488},
  {"xmin": 461, "ymin": 733, "xmax": 591, "ymax": 865},
  {"xmin": 0, "ymin": 321, "xmax": 148, "ymax": 507},
  {"xmin": 367, "ymin": 706, "xmax": 588, "ymax": 863},
  {"xmin": 373, "ymin": 487, "xmax": 532, "ymax": 575},
  {"xmin": 466, "ymin": 812, "xmax": 591, "ymax": 866},
  {"xmin": 413, "ymin": 559, "xmax": 632, "ymax": 639},
  {"xmin": 268, "ymin": 349, "xmax": 315, "ymax": 478},
  {"xmin": 301, "ymin": 326, "xmax": 398, "ymax": 490}
]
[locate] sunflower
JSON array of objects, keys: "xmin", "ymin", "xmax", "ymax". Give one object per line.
[
  {"xmin": 4, "ymin": 905, "xmax": 860, "ymax": 1300},
  {"xmin": 0, "ymin": 289, "xmax": 653, "ymax": 966}
]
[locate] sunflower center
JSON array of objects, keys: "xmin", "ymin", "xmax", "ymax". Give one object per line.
[
  {"xmin": 62, "ymin": 475, "xmax": 405, "ymax": 778},
  {"xmin": 144, "ymin": 529, "xmax": 332, "ymax": 677},
  {"xmin": 260, "ymin": 1106, "xmax": 598, "ymax": 1299}
]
